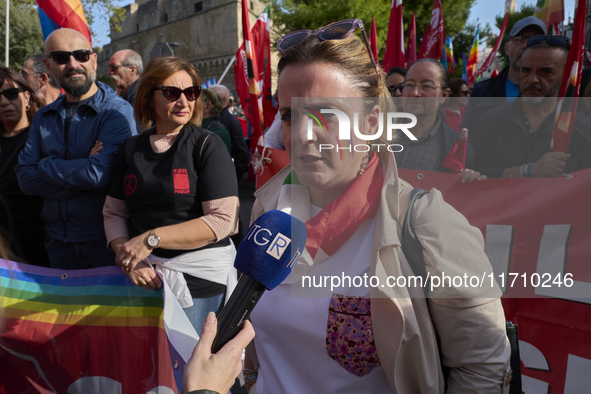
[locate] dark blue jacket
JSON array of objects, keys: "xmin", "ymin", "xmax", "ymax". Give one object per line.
[{"xmin": 16, "ymin": 82, "xmax": 136, "ymax": 242}]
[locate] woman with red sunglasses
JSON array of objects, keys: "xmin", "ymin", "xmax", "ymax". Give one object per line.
[
  {"xmin": 0, "ymin": 67, "xmax": 49, "ymax": 267},
  {"xmin": 103, "ymin": 56, "xmax": 239, "ymax": 332},
  {"xmin": 244, "ymin": 20, "xmax": 511, "ymax": 393}
]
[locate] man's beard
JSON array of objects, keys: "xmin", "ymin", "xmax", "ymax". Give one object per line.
[
  {"xmin": 522, "ymin": 83, "xmax": 559, "ymax": 106},
  {"xmin": 59, "ymin": 68, "xmax": 95, "ymax": 97}
]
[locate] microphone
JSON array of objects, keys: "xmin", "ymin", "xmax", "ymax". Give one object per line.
[{"xmin": 211, "ymin": 210, "xmax": 307, "ymax": 353}]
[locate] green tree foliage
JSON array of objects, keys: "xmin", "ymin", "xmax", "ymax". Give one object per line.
[
  {"xmin": 270, "ymin": 0, "xmax": 478, "ymax": 59},
  {"xmin": 495, "ymin": 4, "xmax": 536, "ymax": 60},
  {"xmin": 0, "ymin": 1, "xmax": 44, "ymax": 70}
]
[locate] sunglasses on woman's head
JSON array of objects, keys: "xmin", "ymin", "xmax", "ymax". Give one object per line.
[
  {"xmin": 277, "ymin": 19, "xmax": 378, "ymax": 75},
  {"xmin": 0, "ymin": 87, "xmax": 24, "ymax": 100},
  {"xmin": 48, "ymin": 50, "xmax": 93, "ymax": 65},
  {"xmin": 153, "ymin": 86, "xmax": 201, "ymax": 102}
]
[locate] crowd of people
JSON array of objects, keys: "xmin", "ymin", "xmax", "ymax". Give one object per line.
[{"xmin": 0, "ymin": 12, "xmax": 590, "ymax": 394}]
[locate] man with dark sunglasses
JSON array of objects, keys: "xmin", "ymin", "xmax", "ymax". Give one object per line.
[
  {"xmin": 471, "ymin": 37, "xmax": 591, "ymax": 179},
  {"xmin": 16, "ymin": 28, "xmax": 137, "ymax": 270},
  {"xmin": 461, "ymin": 16, "xmax": 546, "ymax": 133}
]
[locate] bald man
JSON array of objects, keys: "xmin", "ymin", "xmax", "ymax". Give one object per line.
[
  {"xmin": 16, "ymin": 28, "xmax": 137, "ymax": 270},
  {"xmin": 108, "ymin": 49, "xmax": 143, "ymax": 106}
]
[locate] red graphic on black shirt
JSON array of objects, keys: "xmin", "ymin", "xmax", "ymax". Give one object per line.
[
  {"xmin": 124, "ymin": 175, "xmax": 137, "ymax": 195},
  {"xmin": 174, "ymin": 169, "xmax": 190, "ymax": 194}
]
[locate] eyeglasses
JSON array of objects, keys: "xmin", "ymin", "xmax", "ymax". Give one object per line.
[
  {"xmin": 153, "ymin": 86, "xmax": 201, "ymax": 102},
  {"xmin": 402, "ymin": 83, "xmax": 441, "ymax": 93},
  {"xmin": 109, "ymin": 64, "xmax": 130, "ymax": 72},
  {"xmin": 526, "ymin": 35, "xmax": 570, "ymax": 49},
  {"xmin": 49, "ymin": 50, "xmax": 92, "ymax": 65},
  {"xmin": 0, "ymin": 87, "xmax": 24, "ymax": 100},
  {"xmin": 277, "ymin": 19, "xmax": 378, "ymax": 74},
  {"xmin": 388, "ymin": 84, "xmax": 404, "ymax": 95}
]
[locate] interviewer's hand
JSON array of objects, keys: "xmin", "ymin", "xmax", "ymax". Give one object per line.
[
  {"xmin": 460, "ymin": 168, "xmax": 487, "ymax": 183},
  {"xmin": 183, "ymin": 313, "xmax": 255, "ymax": 394}
]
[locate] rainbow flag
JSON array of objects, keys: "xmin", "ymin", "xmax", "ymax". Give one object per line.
[
  {"xmin": 0, "ymin": 259, "xmax": 198, "ymax": 393},
  {"xmin": 467, "ymin": 26, "xmax": 479, "ymax": 85},
  {"xmin": 534, "ymin": 0, "xmax": 564, "ymax": 27},
  {"xmin": 443, "ymin": 36, "xmax": 454, "ymax": 73},
  {"xmin": 462, "ymin": 52, "xmax": 467, "ymax": 82},
  {"xmin": 36, "ymin": 0, "xmax": 92, "ymax": 44}
]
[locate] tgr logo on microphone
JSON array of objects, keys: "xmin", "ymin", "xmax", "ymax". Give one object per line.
[{"xmin": 246, "ymin": 224, "xmax": 292, "ymax": 260}]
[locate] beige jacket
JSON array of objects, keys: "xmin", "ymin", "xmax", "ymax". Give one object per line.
[{"xmin": 249, "ymin": 149, "xmax": 511, "ymax": 393}]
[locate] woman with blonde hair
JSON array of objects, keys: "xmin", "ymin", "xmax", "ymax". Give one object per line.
[
  {"xmin": 103, "ymin": 56, "xmax": 239, "ymax": 331},
  {"xmin": 0, "ymin": 67, "xmax": 49, "ymax": 266},
  {"xmin": 244, "ymin": 19, "xmax": 511, "ymax": 393}
]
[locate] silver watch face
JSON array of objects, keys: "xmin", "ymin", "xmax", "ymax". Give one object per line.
[{"xmin": 148, "ymin": 235, "xmax": 159, "ymax": 247}]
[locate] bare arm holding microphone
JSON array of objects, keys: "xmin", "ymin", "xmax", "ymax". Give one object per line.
[{"xmin": 183, "ymin": 312, "xmax": 255, "ymax": 394}]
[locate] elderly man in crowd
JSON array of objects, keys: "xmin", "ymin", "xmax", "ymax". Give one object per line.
[
  {"xmin": 21, "ymin": 54, "xmax": 62, "ymax": 106},
  {"xmin": 16, "ymin": 28, "xmax": 136, "ymax": 269},
  {"xmin": 472, "ymin": 36, "xmax": 591, "ymax": 178},
  {"xmin": 108, "ymin": 49, "xmax": 143, "ymax": 107}
]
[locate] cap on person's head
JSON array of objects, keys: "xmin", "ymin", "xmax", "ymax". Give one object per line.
[
  {"xmin": 203, "ymin": 88, "xmax": 224, "ymax": 113},
  {"xmin": 509, "ymin": 16, "xmax": 547, "ymax": 38}
]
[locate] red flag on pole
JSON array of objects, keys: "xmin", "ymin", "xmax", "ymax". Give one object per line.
[
  {"xmin": 442, "ymin": 128, "xmax": 468, "ymax": 173},
  {"xmin": 491, "ymin": 67, "xmax": 499, "ymax": 78},
  {"xmin": 424, "ymin": 0, "xmax": 444, "ymax": 60},
  {"xmin": 382, "ymin": 0, "xmax": 405, "ymax": 71},
  {"xmin": 236, "ymin": 1, "xmax": 264, "ymax": 151},
  {"xmin": 369, "ymin": 16, "xmax": 379, "ymax": 64},
  {"xmin": 551, "ymin": 0, "xmax": 586, "ymax": 153},
  {"xmin": 417, "ymin": 24, "xmax": 430, "ymax": 59},
  {"xmin": 405, "ymin": 13, "xmax": 417, "ymax": 68},
  {"xmin": 476, "ymin": 12, "xmax": 509, "ymax": 77}
]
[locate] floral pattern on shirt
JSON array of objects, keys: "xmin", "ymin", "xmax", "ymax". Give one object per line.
[{"xmin": 326, "ymin": 294, "xmax": 380, "ymax": 377}]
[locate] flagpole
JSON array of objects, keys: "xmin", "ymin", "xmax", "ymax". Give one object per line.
[
  {"xmin": 5, "ymin": 0, "xmax": 9, "ymax": 67},
  {"xmin": 218, "ymin": 55, "xmax": 236, "ymax": 84}
]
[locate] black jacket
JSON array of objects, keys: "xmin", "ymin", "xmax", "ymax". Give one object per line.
[
  {"xmin": 472, "ymin": 99, "xmax": 591, "ymax": 178},
  {"xmin": 218, "ymin": 107, "xmax": 250, "ymax": 180}
]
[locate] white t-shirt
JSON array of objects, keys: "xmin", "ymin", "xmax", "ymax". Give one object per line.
[{"xmin": 250, "ymin": 216, "xmax": 394, "ymax": 393}]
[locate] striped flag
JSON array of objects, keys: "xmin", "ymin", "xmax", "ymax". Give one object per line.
[
  {"xmin": 477, "ymin": 12, "xmax": 509, "ymax": 78},
  {"xmin": 405, "ymin": 13, "xmax": 417, "ymax": 68},
  {"xmin": 237, "ymin": 0, "xmax": 264, "ymax": 151},
  {"xmin": 534, "ymin": 0, "xmax": 565, "ymax": 27},
  {"xmin": 36, "ymin": 0, "xmax": 91, "ymax": 44},
  {"xmin": 369, "ymin": 16, "xmax": 379, "ymax": 65},
  {"xmin": 442, "ymin": 35, "xmax": 454, "ymax": 73},
  {"xmin": 382, "ymin": 0, "xmax": 405, "ymax": 70},
  {"xmin": 0, "ymin": 259, "xmax": 198, "ymax": 393},
  {"xmin": 201, "ymin": 76, "xmax": 217, "ymax": 89},
  {"xmin": 467, "ymin": 26, "xmax": 479, "ymax": 85},
  {"xmin": 551, "ymin": 0, "xmax": 586, "ymax": 153}
]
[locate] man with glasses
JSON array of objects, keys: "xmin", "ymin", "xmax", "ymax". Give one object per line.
[
  {"xmin": 108, "ymin": 49, "xmax": 143, "ymax": 107},
  {"xmin": 16, "ymin": 28, "xmax": 136, "ymax": 270},
  {"xmin": 461, "ymin": 16, "xmax": 547, "ymax": 133},
  {"xmin": 21, "ymin": 54, "xmax": 62, "ymax": 106},
  {"xmin": 396, "ymin": 59, "xmax": 484, "ymax": 182},
  {"xmin": 472, "ymin": 36, "xmax": 591, "ymax": 178}
]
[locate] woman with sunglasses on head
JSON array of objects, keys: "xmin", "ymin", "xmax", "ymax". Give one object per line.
[
  {"xmin": 103, "ymin": 56, "xmax": 239, "ymax": 331},
  {"xmin": 443, "ymin": 77, "xmax": 470, "ymax": 133},
  {"xmin": 0, "ymin": 67, "xmax": 50, "ymax": 267},
  {"xmin": 245, "ymin": 20, "xmax": 511, "ymax": 393}
]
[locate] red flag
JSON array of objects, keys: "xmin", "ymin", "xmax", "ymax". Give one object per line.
[
  {"xmin": 369, "ymin": 16, "xmax": 379, "ymax": 64},
  {"xmin": 551, "ymin": 0, "xmax": 586, "ymax": 153},
  {"xmin": 476, "ymin": 12, "xmax": 509, "ymax": 77},
  {"xmin": 382, "ymin": 0, "xmax": 405, "ymax": 71},
  {"xmin": 417, "ymin": 24, "xmax": 430, "ymax": 59},
  {"xmin": 235, "ymin": 2, "xmax": 265, "ymax": 151},
  {"xmin": 424, "ymin": 0, "xmax": 444, "ymax": 60},
  {"xmin": 405, "ymin": 13, "xmax": 417, "ymax": 68},
  {"xmin": 491, "ymin": 67, "xmax": 499, "ymax": 78},
  {"xmin": 442, "ymin": 128, "xmax": 468, "ymax": 173}
]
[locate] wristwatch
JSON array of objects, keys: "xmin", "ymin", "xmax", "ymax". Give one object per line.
[{"xmin": 147, "ymin": 229, "xmax": 160, "ymax": 248}]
